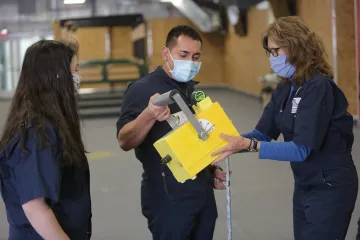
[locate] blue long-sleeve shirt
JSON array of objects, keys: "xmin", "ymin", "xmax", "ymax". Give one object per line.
[{"xmin": 241, "ymin": 129, "xmax": 312, "ymax": 162}]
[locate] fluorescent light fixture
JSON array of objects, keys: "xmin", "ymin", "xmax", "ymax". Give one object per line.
[{"xmin": 64, "ymin": 0, "xmax": 86, "ymax": 4}]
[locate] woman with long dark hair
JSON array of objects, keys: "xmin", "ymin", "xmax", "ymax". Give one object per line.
[
  {"xmin": 212, "ymin": 16, "xmax": 358, "ymax": 239},
  {"xmin": 0, "ymin": 40, "xmax": 91, "ymax": 239}
]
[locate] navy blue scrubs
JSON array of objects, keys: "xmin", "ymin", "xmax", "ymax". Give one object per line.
[
  {"xmin": 256, "ymin": 73, "xmax": 358, "ymax": 240},
  {"xmin": 116, "ymin": 67, "xmax": 217, "ymax": 240},
  {"xmin": 0, "ymin": 124, "xmax": 92, "ymax": 240}
]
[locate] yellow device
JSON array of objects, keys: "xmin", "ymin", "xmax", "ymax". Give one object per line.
[{"xmin": 152, "ymin": 90, "xmax": 240, "ymax": 183}]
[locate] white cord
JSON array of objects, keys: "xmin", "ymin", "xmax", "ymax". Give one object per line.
[{"xmin": 226, "ymin": 157, "xmax": 232, "ymax": 240}]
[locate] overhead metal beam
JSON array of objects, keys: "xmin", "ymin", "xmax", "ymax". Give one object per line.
[
  {"xmin": 233, "ymin": 9, "xmax": 248, "ymax": 36},
  {"xmin": 59, "ymin": 14, "xmax": 145, "ymax": 28},
  {"xmin": 91, "ymin": 0, "xmax": 96, "ymax": 16},
  {"xmin": 193, "ymin": 0, "xmax": 229, "ymax": 34},
  {"xmin": 268, "ymin": 0, "xmax": 296, "ymax": 18},
  {"xmin": 18, "ymin": 0, "xmax": 36, "ymax": 15},
  {"xmin": 226, "ymin": 0, "xmax": 267, "ymax": 37},
  {"xmin": 158, "ymin": 0, "xmax": 218, "ymax": 33}
]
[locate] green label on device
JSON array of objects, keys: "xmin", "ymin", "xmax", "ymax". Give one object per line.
[{"xmin": 193, "ymin": 90, "xmax": 206, "ymax": 103}]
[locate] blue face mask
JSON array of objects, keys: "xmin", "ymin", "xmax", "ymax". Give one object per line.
[
  {"xmin": 167, "ymin": 49, "xmax": 201, "ymax": 83},
  {"xmin": 270, "ymin": 54, "xmax": 296, "ymax": 78}
]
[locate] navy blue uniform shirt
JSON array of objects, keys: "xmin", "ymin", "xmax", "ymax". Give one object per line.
[
  {"xmin": 117, "ymin": 69, "xmax": 218, "ymax": 239},
  {"xmin": 256, "ymin": 73, "xmax": 356, "ymax": 185},
  {"xmin": 0, "ymin": 124, "xmax": 92, "ymax": 240},
  {"xmin": 116, "ymin": 66, "xmax": 213, "ymax": 185}
]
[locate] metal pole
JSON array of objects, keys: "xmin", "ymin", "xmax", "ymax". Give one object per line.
[
  {"xmin": 51, "ymin": 0, "xmax": 57, "ymax": 20},
  {"xmin": 331, "ymin": 0, "xmax": 338, "ymax": 84},
  {"xmin": 225, "ymin": 156, "xmax": 232, "ymax": 240},
  {"xmin": 354, "ymin": 0, "xmax": 360, "ymax": 127},
  {"xmin": 91, "ymin": 0, "xmax": 97, "ymax": 17}
]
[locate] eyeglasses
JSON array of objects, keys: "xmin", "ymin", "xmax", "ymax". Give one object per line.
[{"xmin": 265, "ymin": 48, "xmax": 281, "ymax": 57}]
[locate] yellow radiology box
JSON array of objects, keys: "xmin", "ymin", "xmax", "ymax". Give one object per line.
[{"xmin": 153, "ymin": 90, "xmax": 239, "ymax": 183}]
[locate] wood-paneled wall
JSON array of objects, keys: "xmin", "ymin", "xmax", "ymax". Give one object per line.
[
  {"xmin": 149, "ymin": 11, "xmax": 270, "ymax": 93},
  {"xmin": 297, "ymin": 0, "xmax": 333, "ymax": 68},
  {"xmin": 53, "ymin": 23, "xmax": 134, "ymax": 61},
  {"xmin": 53, "ymin": 21, "xmax": 61, "ymax": 41},
  {"xmin": 224, "ymin": 8, "xmax": 270, "ymax": 95},
  {"xmin": 75, "ymin": 27, "xmax": 109, "ymax": 60},
  {"xmin": 298, "ymin": 0, "xmax": 357, "ymax": 115},
  {"xmin": 52, "ymin": 3, "xmax": 358, "ymax": 116},
  {"xmin": 335, "ymin": 0, "xmax": 357, "ymax": 116},
  {"xmin": 110, "ymin": 27, "xmax": 133, "ymax": 59}
]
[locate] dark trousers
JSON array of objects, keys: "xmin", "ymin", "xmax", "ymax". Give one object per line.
[
  {"xmin": 293, "ymin": 169, "xmax": 358, "ymax": 240},
  {"xmin": 141, "ymin": 172, "xmax": 217, "ymax": 240}
]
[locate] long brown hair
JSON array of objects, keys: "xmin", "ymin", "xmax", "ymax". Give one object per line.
[
  {"xmin": 0, "ymin": 40, "xmax": 88, "ymax": 169},
  {"xmin": 262, "ymin": 16, "xmax": 333, "ymax": 85}
]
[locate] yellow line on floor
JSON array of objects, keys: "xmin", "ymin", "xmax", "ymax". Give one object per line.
[{"xmin": 86, "ymin": 151, "xmax": 112, "ymax": 160}]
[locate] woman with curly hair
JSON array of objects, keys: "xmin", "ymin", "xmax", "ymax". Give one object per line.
[
  {"xmin": 212, "ymin": 16, "xmax": 358, "ymax": 240},
  {"xmin": 0, "ymin": 40, "xmax": 91, "ymax": 239}
]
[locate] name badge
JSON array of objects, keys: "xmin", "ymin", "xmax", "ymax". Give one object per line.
[{"xmin": 291, "ymin": 97, "xmax": 301, "ymax": 114}]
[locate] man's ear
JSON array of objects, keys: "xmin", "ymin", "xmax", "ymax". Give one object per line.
[{"xmin": 161, "ymin": 46, "xmax": 168, "ymax": 61}]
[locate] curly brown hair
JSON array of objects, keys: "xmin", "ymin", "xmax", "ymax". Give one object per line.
[{"xmin": 261, "ymin": 16, "xmax": 333, "ymax": 85}]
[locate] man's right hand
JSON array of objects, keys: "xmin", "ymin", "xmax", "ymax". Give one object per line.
[{"xmin": 146, "ymin": 93, "xmax": 171, "ymax": 122}]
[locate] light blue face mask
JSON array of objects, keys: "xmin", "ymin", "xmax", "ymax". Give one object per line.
[
  {"xmin": 167, "ymin": 49, "xmax": 201, "ymax": 83},
  {"xmin": 270, "ymin": 54, "xmax": 296, "ymax": 78},
  {"xmin": 73, "ymin": 73, "xmax": 81, "ymax": 92}
]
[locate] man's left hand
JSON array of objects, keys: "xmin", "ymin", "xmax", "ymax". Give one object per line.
[{"xmin": 213, "ymin": 167, "xmax": 232, "ymax": 190}]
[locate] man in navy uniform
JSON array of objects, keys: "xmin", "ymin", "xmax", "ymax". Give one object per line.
[{"xmin": 116, "ymin": 25, "xmax": 227, "ymax": 240}]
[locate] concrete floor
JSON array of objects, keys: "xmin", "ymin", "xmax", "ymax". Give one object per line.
[{"xmin": 0, "ymin": 88, "xmax": 359, "ymax": 240}]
